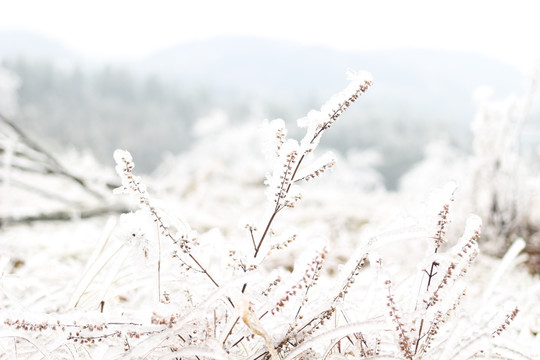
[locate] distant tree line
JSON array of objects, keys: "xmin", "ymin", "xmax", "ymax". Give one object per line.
[
  {"xmin": 4, "ymin": 59, "xmax": 223, "ymax": 171},
  {"xmin": 3, "ymin": 58, "xmax": 465, "ymax": 188}
]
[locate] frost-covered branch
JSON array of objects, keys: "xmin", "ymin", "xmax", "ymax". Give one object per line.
[
  {"xmin": 254, "ymin": 71, "xmax": 373, "ymax": 259},
  {"xmin": 113, "ymin": 149, "xmax": 220, "ymax": 288},
  {"xmin": 0, "ymin": 111, "xmax": 108, "ymax": 200}
]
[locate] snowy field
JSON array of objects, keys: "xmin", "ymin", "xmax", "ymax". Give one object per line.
[{"xmin": 1, "ymin": 70, "xmax": 540, "ymax": 359}]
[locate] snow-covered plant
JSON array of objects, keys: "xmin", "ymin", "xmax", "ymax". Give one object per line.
[
  {"xmin": 1, "ymin": 70, "xmax": 535, "ymax": 359},
  {"xmin": 99, "ymin": 70, "xmax": 374, "ymax": 358},
  {"xmin": 400, "ymin": 77, "xmax": 540, "ymax": 274},
  {"xmin": 470, "ymin": 89, "xmax": 528, "ymax": 253},
  {"xmin": 469, "ymin": 83, "xmax": 540, "ymax": 271}
]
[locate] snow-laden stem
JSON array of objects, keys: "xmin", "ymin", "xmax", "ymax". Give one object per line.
[
  {"xmin": 254, "ymin": 210, "xmax": 278, "ymax": 258},
  {"xmin": 113, "ymin": 150, "xmax": 220, "ymax": 288},
  {"xmin": 253, "ymin": 75, "xmax": 373, "ymax": 259}
]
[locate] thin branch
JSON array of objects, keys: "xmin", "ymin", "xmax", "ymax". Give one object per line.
[{"xmin": 0, "ymin": 111, "xmax": 106, "ymax": 200}]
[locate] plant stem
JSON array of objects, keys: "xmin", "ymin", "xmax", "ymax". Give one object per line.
[{"xmin": 254, "ymin": 211, "xmax": 278, "ymax": 258}]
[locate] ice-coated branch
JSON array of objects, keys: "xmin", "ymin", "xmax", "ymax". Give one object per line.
[
  {"xmin": 385, "ymin": 279, "xmax": 414, "ymax": 360},
  {"xmin": 113, "ymin": 149, "xmax": 220, "ymax": 288},
  {"xmin": 254, "ymin": 71, "xmax": 373, "ymax": 259},
  {"xmin": 0, "ymin": 111, "xmax": 108, "ymax": 200}
]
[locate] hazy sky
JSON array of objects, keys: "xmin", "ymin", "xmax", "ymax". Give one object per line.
[{"xmin": 1, "ymin": 0, "xmax": 539, "ymax": 73}]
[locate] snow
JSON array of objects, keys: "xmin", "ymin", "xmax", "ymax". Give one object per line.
[{"xmin": 0, "ymin": 68, "xmax": 539, "ymax": 359}]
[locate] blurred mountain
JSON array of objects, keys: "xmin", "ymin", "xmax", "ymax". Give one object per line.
[
  {"xmin": 139, "ymin": 36, "xmax": 524, "ymax": 123},
  {"xmin": 1, "ymin": 31, "xmax": 524, "ymax": 124}
]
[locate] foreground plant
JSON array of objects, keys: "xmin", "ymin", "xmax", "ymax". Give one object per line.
[{"xmin": 1, "ymin": 71, "xmax": 530, "ymax": 359}]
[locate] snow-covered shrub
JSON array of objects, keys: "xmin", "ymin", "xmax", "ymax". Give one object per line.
[
  {"xmin": 400, "ymin": 78, "xmax": 540, "ymax": 274},
  {"xmin": 469, "ymin": 86, "xmax": 540, "ymax": 263},
  {"xmin": 471, "ymin": 90, "xmax": 523, "ymax": 250},
  {"xmin": 1, "ymin": 71, "xmax": 536, "ymax": 359}
]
